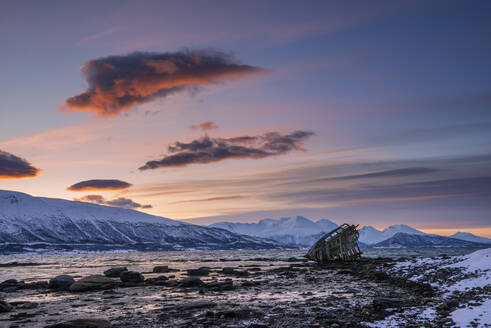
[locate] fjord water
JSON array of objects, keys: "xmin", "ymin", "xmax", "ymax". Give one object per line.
[{"xmin": 0, "ymin": 248, "xmax": 482, "ymax": 282}]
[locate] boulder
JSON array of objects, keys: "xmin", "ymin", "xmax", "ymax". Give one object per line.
[
  {"xmin": 187, "ymin": 267, "xmax": 209, "ymax": 276},
  {"xmin": 221, "ymin": 267, "xmax": 249, "ymax": 277},
  {"xmin": 25, "ymin": 281, "xmax": 49, "ymax": 290},
  {"xmin": 222, "ymin": 267, "xmax": 236, "ymax": 274},
  {"xmin": 0, "ymin": 300, "xmax": 12, "ymax": 312},
  {"xmin": 103, "ymin": 267, "xmax": 128, "ymax": 278},
  {"xmin": 45, "ymin": 318, "xmax": 111, "ymax": 328},
  {"xmin": 0, "ymin": 279, "xmax": 20, "ymax": 291},
  {"xmin": 153, "ymin": 266, "xmax": 170, "ymax": 273},
  {"xmin": 179, "ymin": 277, "xmax": 204, "ymax": 287},
  {"xmin": 145, "ymin": 276, "xmax": 169, "ymax": 286},
  {"xmin": 69, "ymin": 275, "xmax": 118, "ymax": 292},
  {"xmin": 120, "ymin": 271, "xmax": 144, "ymax": 283},
  {"xmin": 206, "ymin": 280, "xmax": 234, "ymax": 291},
  {"xmin": 48, "ymin": 275, "xmax": 75, "ymax": 291}
]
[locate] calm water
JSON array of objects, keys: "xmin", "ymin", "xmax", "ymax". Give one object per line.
[{"xmin": 0, "ymin": 247, "xmax": 485, "ymax": 282}]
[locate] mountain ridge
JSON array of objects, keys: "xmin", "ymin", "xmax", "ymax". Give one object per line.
[
  {"xmin": 0, "ymin": 190, "xmax": 281, "ymax": 254},
  {"xmin": 372, "ymin": 232, "xmax": 490, "ymax": 248}
]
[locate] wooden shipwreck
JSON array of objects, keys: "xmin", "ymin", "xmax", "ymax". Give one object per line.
[{"xmin": 305, "ymin": 223, "xmax": 362, "ymax": 263}]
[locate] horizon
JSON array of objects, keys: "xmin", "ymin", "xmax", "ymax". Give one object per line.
[{"xmin": 1, "ymin": 1, "xmax": 491, "ymax": 238}]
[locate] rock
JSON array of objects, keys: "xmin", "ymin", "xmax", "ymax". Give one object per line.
[
  {"xmin": 69, "ymin": 275, "xmax": 118, "ymax": 292},
  {"xmin": 25, "ymin": 281, "xmax": 49, "ymax": 290},
  {"xmin": 145, "ymin": 276, "xmax": 169, "ymax": 286},
  {"xmin": 17, "ymin": 302, "xmax": 39, "ymax": 309},
  {"xmin": 48, "ymin": 275, "xmax": 75, "ymax": 291},
  {"xmin": 373, "ymin": 297, "xmax": 403, "ymax": 310},
  {"xmin": 175, "ymin": 300, "xmax": 217, "ymax": 310},
  {"xmin": 120, "ymin": 271, "xmax": 144, "ymax": 283},
  {"xmin": 241, "ymin": 280, "xmax": 260, "ymax": 287},
  {"xmin": 214, "ymin": 308, "xmax": 254, "ymax": 319},
  {"xmin": 372, "ymin": 271, "xmax": 389, "ymax": 281},
  {"xmin": 206, "ymin": 280, "xmax": 234, "ymax": 291},
  {"xmin": 45, "ymin": 318, "xmax": 111, "ymax": 328},
  {"xmin": 153, "ymin": 266, "xmax": 170, "ymax": 273},
  {"xmin": 0, "ymin": 279, "xmax": 20, "ymax": 291},
  {"xmin": 187, "ymin": 267, "xmax": 209, "ymax": 276},
  {"xmin": 0, "ymin": 300, "xmax": 12, "ymax": 312},
  {"xmin": 222, "ymin": 267, "xmax": 236, "ymax": 274},
  {"xmin": 439, "ymin": 299, "xmax": 459, "ymax": 311},
  {"xmin": 179, "ymin": 277, "xmax": 204, "ymax": 287},
  {"xmin": 221, "ymin": 267, "xmax": 249, "ymax": 277},
  {"xmin": 103, "ymin": 267, "xmax": 128, "ymax": 278}
]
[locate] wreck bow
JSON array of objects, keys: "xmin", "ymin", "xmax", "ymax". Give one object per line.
[{"xmin": 305, "ymin": 223, "xmax": 362, "ymax": 263}]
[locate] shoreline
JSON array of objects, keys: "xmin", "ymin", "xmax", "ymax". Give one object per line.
[{"xmin": 0, "ymin": 249, "xmax": 489, "ymax": 327}]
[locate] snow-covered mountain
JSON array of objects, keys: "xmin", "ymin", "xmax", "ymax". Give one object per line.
[
  {"xmin": 371, "ymin": 232, "xmax": 490, "ymax": 248},
  {"xmin": 0, "ymin": 190, "xmax": 280, "ymax": 254},
  {"xmin": 358, "ymin": 224, "xmax": 425, "ymax": 244},
  {"xmin": 210, "ymin": 216, "xmax": 338, "ymax": 246},
  {"xmin": 450, "ymin": 232, "xmax": 491, "ymax": 244}
]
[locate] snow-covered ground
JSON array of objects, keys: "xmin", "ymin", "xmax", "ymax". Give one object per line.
[{"xmin": 362, "ymin": 247, "xmax": 491, "ymax": 327}]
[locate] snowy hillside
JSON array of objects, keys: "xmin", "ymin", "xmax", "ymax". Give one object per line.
[
  {"xmin": 0, "ymin": 190, "xmax": 280, "ymax": 254},
  {"xmin": 358, "ymin": 224, "xmax": 425, "ymax": 244},
  {"xmin": 210, "ymin": 216, "xmax": 338, "ymax": 246},
  {"xmin": 369, "ymin": 248, "xmax": 491, "ymax": 327}
]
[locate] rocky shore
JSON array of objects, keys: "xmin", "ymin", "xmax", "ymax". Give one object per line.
[{"xmin": 0, "ymin": 249, "xmax": 489, "ymax": 328}]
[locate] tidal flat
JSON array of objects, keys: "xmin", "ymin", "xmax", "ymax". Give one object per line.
[{"xmin": 0, "ymin": 248, "xmax": 488, "ymax": 328}]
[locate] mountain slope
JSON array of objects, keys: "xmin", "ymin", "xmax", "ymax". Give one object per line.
[
  {"xmin": 210, "ymin": 216, "xmax": 338, "ymax": 246},
  {"xmin": 359, "ymin": 224, "xmax": 425, "ymax": 244},
  {"xmin": 371, "ymin": 232, "xmax": 490, "ymax": 248},
  {"xmin": 450, "ymin": 232, "xmax": 491, "ymax": 244},
  {"xmin": 0, "ymin": 190, "xmax": 280, "ymax": 254}
]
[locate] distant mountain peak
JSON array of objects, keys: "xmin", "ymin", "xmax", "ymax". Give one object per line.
[
  {"xmin": 210, "ymin": 216, "xmax": 338, "ymax": 246},
  {"xmin": 450, "ymin": 232, "xmax": 491, "ymax": 244}
]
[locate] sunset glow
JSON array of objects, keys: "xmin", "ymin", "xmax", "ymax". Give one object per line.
[{"xmin": 1, "ymin": 0, "xmax": 490, "ymax": 236}]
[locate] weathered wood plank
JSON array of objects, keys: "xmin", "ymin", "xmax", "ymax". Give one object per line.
[{"xmin": 305, "ymin": 224, "xmax": 362, "ymax": 263}]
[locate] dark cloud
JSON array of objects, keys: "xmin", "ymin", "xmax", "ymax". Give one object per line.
[
  {"xmin": 0, "ymin": 150, "xmax": 39, "ymax": 179},
  {"xmin": 67, "ymin": 179, "xmax": 132, "ymax": 191},
  {"xmin": 106, "ymin": 197, "xmax": 152, "ymax": 209},
  {"xmin": 189, "ymin": 121, "xmax": 219, "ymax": 131},
  {"xmin": 62, "ymin": 49, "xmax": 264, "ymax": 117},
  {"xmin": 318, "ymin": 167, "xmax": 440, "ymax": 182},
  {"xmin": 139, "ymin": 130, "xmax": 315, "ymax": 170},
  {"xmin": 74, "ymin": 194, "xmax": 152, "ymax": 209}
]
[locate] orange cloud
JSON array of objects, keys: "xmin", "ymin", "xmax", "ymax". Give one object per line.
[
  {"xmin": 62, "ymin": 49, "xmax": 264, "ymax": 117},
  {"xmin": 188, "ymin": 121, "xmax": 218, "ymax": 131}
]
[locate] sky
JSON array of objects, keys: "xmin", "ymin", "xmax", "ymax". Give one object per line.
[{"xmin": 0, "ymin": 0, "xmax": 490, "ymax": 236}]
